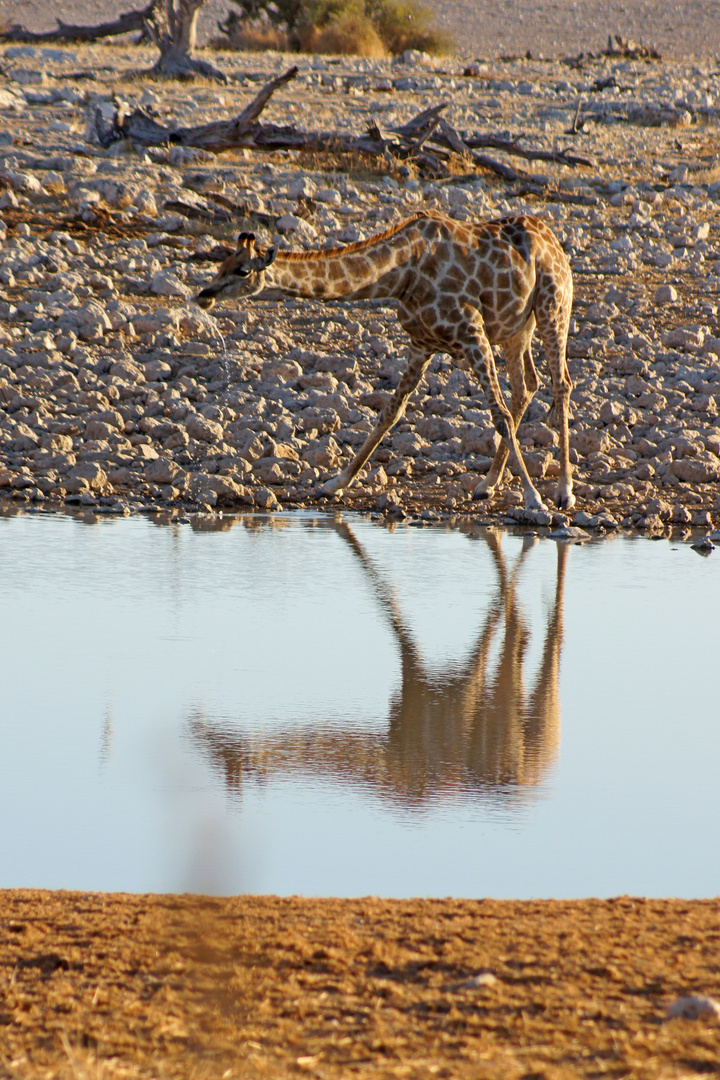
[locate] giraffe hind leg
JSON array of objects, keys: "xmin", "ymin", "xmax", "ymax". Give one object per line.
[
  {"xmin": 318, "ymin": 345, "xmax": 432, "ymax": 498},
  {"xmin": 536, "ymin": 312, "xmax": 574, "ymax": 510}
]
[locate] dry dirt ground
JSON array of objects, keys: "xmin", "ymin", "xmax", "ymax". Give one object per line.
[{"xmin": 2, "ymin": 891, "xmax": 720, "ymax": 1080}]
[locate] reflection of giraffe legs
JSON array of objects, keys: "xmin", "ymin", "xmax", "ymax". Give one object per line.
[
  {"xmin": 475, "ymin": 319, "xmax": 539, "ymax": 499},
  {"xmin": 319, "ymin": 345, "xmax": 432, "ymax": 497},
  {"xmin": 524, "ymin": 541, "xmax": 567, "ymax": 782},
  {"xmin": 189, "ymin": 521, "xmax": 568, "ymax": 804}
]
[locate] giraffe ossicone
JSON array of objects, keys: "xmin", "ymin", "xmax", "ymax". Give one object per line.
[{"xmin": 195, "ymin": 211, "xmax": 576, "ymax": 512}]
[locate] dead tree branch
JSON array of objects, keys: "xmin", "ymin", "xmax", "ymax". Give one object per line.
[
  {"xmin": 94, "ymin": 66, "xmax": 597, "ymax": 198},
  {"xmin": 2, "ymin": 0, "xmax": 159, "ymax": 42}
]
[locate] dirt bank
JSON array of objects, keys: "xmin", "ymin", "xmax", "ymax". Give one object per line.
[{"xmin": 1, "ymin": 890, "xmax": 719, "ymax": 1078}]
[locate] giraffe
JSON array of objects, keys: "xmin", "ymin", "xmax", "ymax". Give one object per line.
[
  {"xmin": 196, "ymin": 211, "xmax": 575, "ymax": 511},
  {"xmin": 189, "ymin": 521, "xmax": 567, "ymax": 805}
]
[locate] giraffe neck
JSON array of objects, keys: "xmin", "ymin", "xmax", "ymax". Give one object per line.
[{"xmin": 264, "ymin": 224, "xmax": 424, "ymax": 301}]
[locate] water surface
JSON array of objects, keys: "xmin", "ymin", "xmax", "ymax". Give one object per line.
[{"xmin": 1, "ymin": 509, "xmax": 718, "ymax": 898}]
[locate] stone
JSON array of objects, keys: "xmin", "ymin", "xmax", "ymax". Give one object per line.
[
  {"xmin": 110, "ymin": 359, "xmax": 145, "ymax": 384},
  {"xmin": 255, "ymin": 486, "xmax": 279, "ymax": 510},
  {"xmin": 664, "ymin": 326, "xmax": 705, "ymax": 351},
  {"xmin": 76, "ymin": 300, "xmax": 112, "ymax": 341},
  {"xmin": 67, "ymin": 461, "xmax": 108, "ymax": 491},
  {"xmin": 548, "ymin": 525, "xmax": 589, "ymax": 542},
  {"xmin": 415, "ymin": 416, "xmax": 455, "ymax": 441},
  {"xmin": 666, "ymin": 996, "xmax": 720, "ymax": 1020},
  {"xmin": 654, "ymin": 284, "xmax": 678, "ymax": 304},
  {"xmin": 134, "ymin": 444, "xmax": 159, "ymax": 461},
  {"xmin": 252, "ymin": 459, "xmax": 285, "ymax": 485},
  {"xmin": 668, "ymin": 457, "xmax": 718, "ymax": 484},
  {"xmin": 85, "ymin": 419, "xmax": 117, "ymax": 441},
  {"xmin": 145, "ymin": 458, "xmax": 185, "ymax": 486},
  {"xmin": 460, "ymin": 972, "xmax": 497, "ymax": 989},
  {"xmin": 599, "ymin": 400, "xmax": 625, "ymax": 425},
  {"xmin": 570, "ymin": 429, "xmax": 609, "ymax": 455},
  {"xmin": 189, "ymin": 472, "xmax": 249, "ymax": 503},
  {"xmin": 186, "ymin": 413, "xmax": 224, "ymax": 443},
  {"xmin": 151, "ymin": 269, "xmax": 191, "ymax": 298},
  {"xmin": 461, "ymin": 426, "xmax": 499, "ymax": 456},
  {"xmin": 671, "ymin": 505, "xmax": 692, "ymax": 524},
  {"xmin": 691, "ymin": 535, "xmax": 714, "ymax": 554}
]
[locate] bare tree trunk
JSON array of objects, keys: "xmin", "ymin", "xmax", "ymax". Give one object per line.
[{"xmin": 146, "ymin": 0, "xmax": 228, "ymax": 81}]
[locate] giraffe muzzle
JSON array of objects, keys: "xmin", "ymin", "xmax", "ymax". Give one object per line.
[{"xmin": 195, "ymin": 288, "xmax": 217, "ymax": 310}]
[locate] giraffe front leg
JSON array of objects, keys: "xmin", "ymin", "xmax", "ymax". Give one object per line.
[
  {"xmin": 472, "ymin": 411, "xmax": 546, "ymax": 512},
  {"xmin": 317, "ymin": 347, "xmax": 432, "ymax": 499},
  {"xmin": 475, "ymin": 328, "xmax": 538, "ymax": 501},
  {"xmin": 462, "ymin": 329, "xmax": 546, "ymax": 513}
]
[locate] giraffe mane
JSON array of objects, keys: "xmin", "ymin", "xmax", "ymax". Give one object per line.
[{"xmin": 275, "ymin": 211, "xmax": 444, "ymax": 262}]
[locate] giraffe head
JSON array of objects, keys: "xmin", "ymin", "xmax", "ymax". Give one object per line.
[{"xmin": 195, "ymin": 232, "xmax": 277, "ymax": 310}]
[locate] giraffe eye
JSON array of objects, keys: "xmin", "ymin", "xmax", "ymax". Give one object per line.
[{"xmin": 232, "ymin": 267, "xmax": 250, "ymax": 277}]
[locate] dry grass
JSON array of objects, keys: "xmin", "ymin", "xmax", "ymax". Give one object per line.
[
  {"xmin": 213, "ymin": 0, "xmax": 451, "ymax": 56},
  {"xmin": 297, "ymin": 10, "xmax": 388, "ymax": 55},
  {"xmin": 211, "ymin": 23, "xmax": 290, "ymax": 50}
]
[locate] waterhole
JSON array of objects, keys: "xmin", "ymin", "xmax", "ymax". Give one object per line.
[{"xmin": 1, "ymin": 509, "xmax": 718, "ymax": 898}]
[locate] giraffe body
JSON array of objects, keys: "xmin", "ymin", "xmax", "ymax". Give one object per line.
[{"xmin": 196, "ymin": 211, "xmax": 575, "ymax": 511}]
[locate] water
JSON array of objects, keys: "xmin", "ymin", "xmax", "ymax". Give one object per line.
[{"xmin": 0, "ymin": 508, "xmax": 718, "ymax": 899}]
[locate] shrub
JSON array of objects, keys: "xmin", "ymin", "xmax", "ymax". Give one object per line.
[
  {"xmin": 215, "ymin": 0, "xmax": 451, "ymax": 55},
  {"xmin": 366, "ymin": 0, "xmax": 451, "ymax": 55}
]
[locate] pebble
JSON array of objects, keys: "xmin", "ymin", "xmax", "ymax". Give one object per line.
[
  {"xmin": 666, "ymin": 995, "xmax": 720, "ymax": 1020},
  {"xmin": 690, "ymin": 535, "xmax": 715, "ymax": 554},
  {"xmin": 459, "ymin": 972, "xmax": 498, "ymax": 989},
  {"xmin": 548, "ymin": 526, "xmax": 590, "ymax": 542}
]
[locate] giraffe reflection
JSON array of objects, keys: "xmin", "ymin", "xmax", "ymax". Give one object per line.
[{"xmin": 190, "ymin": 526, "xmax": 568, "ymax": 808}]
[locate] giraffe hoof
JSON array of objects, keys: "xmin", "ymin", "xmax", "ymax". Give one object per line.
[
  {"xmin": 554, "ymin": 487, "xmax": 576, "ymax": 511},
  {"xmin": 316, "ymin": 481, "xmax": 343, "ymax": 500},
  {"xmin": 472, "ymin": 483, "xmax": 492, "ymax": 501}
]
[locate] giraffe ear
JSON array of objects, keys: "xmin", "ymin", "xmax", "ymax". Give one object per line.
[{"xmin": 262, "ymin": 246, "xmax": 277, "ymax": 268}]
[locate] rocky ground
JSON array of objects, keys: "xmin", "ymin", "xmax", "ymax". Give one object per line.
[
  {"xmin": 2, "ymin": 890, "xmax": 720, "ymax": 1079},
  {"xmin": 0, "ymin": 41, "xmax": 719, "ymax": 540}
]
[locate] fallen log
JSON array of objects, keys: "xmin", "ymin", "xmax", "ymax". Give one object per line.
[
  {"xmin": 463, "ymin": 134, "xmax": 594, "ymax": 169},
  {"xmin": 2, "ymin": 0, "xmax": 159, "ymax": 42},
  {"xmin": 94, "ymin": 65, "xmax": 595, "ymax": 190},
  {"xmin": 97, "ymin": 65, "xmax": 299, "ymax": 147}
]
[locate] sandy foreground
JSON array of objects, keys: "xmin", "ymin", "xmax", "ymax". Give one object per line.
[{"xmin": 1, "ymin": 890, "xmax": 719, "ymax": 1079}]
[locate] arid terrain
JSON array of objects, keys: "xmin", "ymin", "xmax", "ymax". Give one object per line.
[
  {"xmin": 0, "ymin": 36, "xmax": 717, "ymax": 535},
  {"xmin": 0, "ymin": 8, "xmax": 719, "ymax": 1078},
  {"xmin": 2, "ymin": 890, "xmax": 720, "ymax": 1079}
]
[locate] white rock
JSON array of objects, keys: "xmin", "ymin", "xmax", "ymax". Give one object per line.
[
  {"xmin": 666, "ymin": 996, "xmax": 720, "ymax": 1020},
  {"xmin": 151, "ymin": 269, "xmax": 191, "ymax": 298},
  {"xmin": 315, "ymin": 188, "xmax": 341, "ymax": 206},
  {"xmin": 654, "ymin": 284, "xmax": 678, "ymax": 304},
  {"xmin": 460, "ymin": 972, "xmax": 498, "ymax": 988}
]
